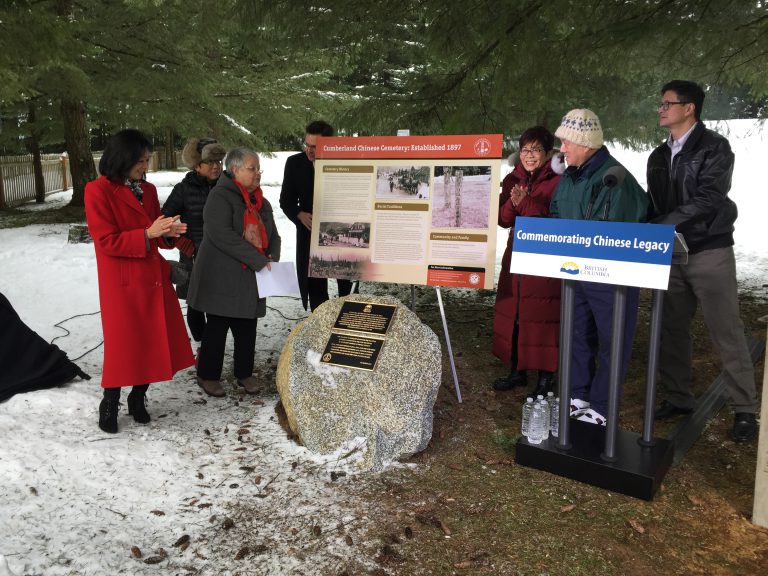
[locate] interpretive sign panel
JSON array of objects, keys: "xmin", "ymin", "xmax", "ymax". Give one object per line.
[
  {"xmin": 309, "ymin": 134, "xmax": 502, "ymax": 289},
  {"xmin": 320, "ymin": 333, "xmax": 385, "ymax": 371},
  {"xmin": 332, "ymin": 301, "xmax": 396, "ymax": 336},
  {"xmin": 510, "ymin": 217, "xmax": 676, "ymax": 290}
]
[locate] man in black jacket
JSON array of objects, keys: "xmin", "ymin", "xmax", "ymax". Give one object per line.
[
  {"xmin": 647, "ymin": 80, "xmax": 758, "ymax": 442},
  {"xmin": 279, "ymin": 121, "xmax": 353, "ymax": 311}
]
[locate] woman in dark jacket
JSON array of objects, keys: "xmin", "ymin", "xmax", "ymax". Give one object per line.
[
  {"xmin": 187, "ymin": 147, "xmax": 281, "ymax": 397},
  {"xmin": 162, "ymin": 137, "xmax": 226, "ymax": 353},
  {"xmin": 492, "ymin": 126, "xmax": 563, "ymax": 395}
]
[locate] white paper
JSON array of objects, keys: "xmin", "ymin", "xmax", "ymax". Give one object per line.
[{"xmin": 255, "ymin": 261, "xmax": 301, "ymax": 297}]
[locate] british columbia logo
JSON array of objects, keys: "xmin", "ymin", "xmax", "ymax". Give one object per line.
[{"xmin": 560, "ymin": 261, "xmax": 579, "ymax": 275}]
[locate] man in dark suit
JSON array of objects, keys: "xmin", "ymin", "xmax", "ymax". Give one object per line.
[{"xmin": 279, "ymin": 120, "xmax": 353, "ymax": 310}]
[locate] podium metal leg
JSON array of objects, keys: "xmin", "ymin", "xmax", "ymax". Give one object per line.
[
  {"xmin": 640, "ymin": 289, "xmax": 664, "ymax": 446},
  {"xmin": 557, "ymin": 279, "xmax": 575, "ymax": 451},
  {"xmin": 602, "ymin": 285, "xmax": 627, "ymax": 462}
]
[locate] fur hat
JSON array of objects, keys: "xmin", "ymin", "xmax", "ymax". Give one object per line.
[
  {"xmin": 182, "ymin": 137, "xmax": 226, "ymax": 169},
  {"xmin": 554, "ymin": 109, "xmax": 604, "ymax": 149}
]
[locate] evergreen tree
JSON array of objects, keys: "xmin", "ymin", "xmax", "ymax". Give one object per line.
[{"xmin": 244, "ymin": 0, "xmax": 768, "ymax": 145}]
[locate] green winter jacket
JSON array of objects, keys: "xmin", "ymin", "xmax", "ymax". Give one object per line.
[{"xmin": 550, "ymin": 146, "xmax": 648, "ymax": 223}]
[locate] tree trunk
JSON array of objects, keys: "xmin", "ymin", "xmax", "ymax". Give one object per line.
[
  {"xmin": 61, "ymin": 96, "xmax": 96, "ymax": 207},
  {"xmin": 164, "ymin": 126, "xmax": 176, "ymax": 170},
  {"xmin": 28, "ymin": 102, "xmax": 47, "ymax": 203}
]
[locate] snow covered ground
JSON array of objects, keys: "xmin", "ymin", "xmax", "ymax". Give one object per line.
[{"xmin": 1, "ymin": 121, "xmax": 766, "ymax": 575}]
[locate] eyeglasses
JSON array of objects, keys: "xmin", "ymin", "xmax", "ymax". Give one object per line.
[
  {"xmin": 242, "ymin": 166, "xmax": 263, "ymax": 174},
  {"xmin": 659, "ymin": 101, "xmax": 690, "ymax": 111},
  {"xmin": 520, "ymin": 147, "xmax": 544, "ymax": 156},
  {"xmin": 303, "ymin": 142, "xmax": 317, "ymax": 150}
]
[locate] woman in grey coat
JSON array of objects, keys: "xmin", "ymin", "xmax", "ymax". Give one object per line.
[{"xmin": 187, "ymin": 147, "xmax": 281, "ymax": 396}]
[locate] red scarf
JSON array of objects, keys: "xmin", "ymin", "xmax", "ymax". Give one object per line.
[{"xmin": 234, "ymin": 181, "xmax": 268, "ymax": 255}]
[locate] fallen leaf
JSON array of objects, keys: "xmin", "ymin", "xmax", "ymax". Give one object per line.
[
  {"xmin": 254, "ymin": 475, "xmax": 262, "ymax": 485},
  {"xmin": 560, "ymin": 504, "xmax": 576, "ymax": 513},
  {"xmin": 143, "ymin": 556, "xmax": 164, "ymax": 565},
  {"xmin": 628, "ymin": 519, "xmax": 646, "ymax": 534},
  {"xmin": 222, "ymin": 517, "xmax": 235, "ymax": 530},
  {"xmin": 438, "ymin": 519, "xmax": 452, "ymax": 536},
  {"xmin": 454, "ymin": 560, "xmax": 472, "ymax": 569},
  {"xmin": 173, "ymin": 535, "xmax": 190, "ymax": 548},
  {"xmin": 345, "ymin": 535, "xmax": 353, "ymax": 546},
  {"xmin": 234, "ymin": 547, "xmax": 249, "ymax": 560},
  {"xmin": 687, "ymin": 494, "xmax": 705, "ymax": 507},
  {"xmin": 198, "ymin": 503, "xmax": 212, "ymax": 509},
  {"xmin": 312, "ymin": 525, "xmax": 322, "ymax": 536},
  {"xmin": 150, "ymin": 510, "xmax": 165, "ymax": 516},
  {"xmin": 404, "ymin": 526, "xmax": 413, "ymax": 539},
  {"xmin": 29, "ymin": 487, "xmax": 38, "ymax": 496},
  {"xmin": 130, "ymin": 546, "xmax": 142, "ymax": 558},
  {"xmin": 447, "ymin": 463, "xmax": 463, "ymax": 471},
  {"xmin": 237, "ymin": 428, "xmax": 250, "ymax": 435}
]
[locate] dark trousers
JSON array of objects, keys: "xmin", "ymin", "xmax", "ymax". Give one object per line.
[
  {"xmin": 660, "ymin": 247, "xmax": 757, "ymax": 412},
  {"xmin": 308, "ymin": 278, "xmax": 355, "ymax": 312},
  {"xmin": 570, "ymin": 281, "xmax": 639, "ymax": 415},
  {"xmin": 187, "ymin": 306, "xmax": 206, "ymax": 343},
  {"xmin": 197, "ymin": 314, "xmax": 257, "ymax": 381}
]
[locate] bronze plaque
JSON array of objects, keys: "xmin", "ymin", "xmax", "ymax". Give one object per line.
[
  {"xmin": 320, "ymin": 333, "xmax": 384, "ymax": 371},
  {"xmin": 333, "ymin": 301, "xmax": 396, "ymax": 336}
]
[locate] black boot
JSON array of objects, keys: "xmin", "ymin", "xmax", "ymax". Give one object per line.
[
  {"xmin": 127, "ymin": 385, "xmax": 150, "ymax": 424},
  {"xmin": 533, "ymin": 371, "xmax": 555, "ymax": 397},
  {"xmin": 98, "ymin": 388, "xmax": 120, "ymax": 433},
  {"xmin": 493, "ymin": 369, "xmax": 528, "ymax": 391}
]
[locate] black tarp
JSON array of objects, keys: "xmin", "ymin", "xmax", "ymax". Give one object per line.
[{"xmin": 0, "ymin": 291, "xmax": 90, "ymax": 402}]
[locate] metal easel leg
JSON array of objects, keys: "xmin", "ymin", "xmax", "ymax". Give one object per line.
[{"xmin": 435, "ymin": 287, "xmax": 462, "ymax": 403}]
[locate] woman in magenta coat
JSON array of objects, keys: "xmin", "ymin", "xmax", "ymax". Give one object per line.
[
  {"xmin": 85, "ymin": 129, "xmax": 195, "ymax": 433},
  {"xmin": 492, "ymin": 126, "xmax": 563, "ymax": 395}
]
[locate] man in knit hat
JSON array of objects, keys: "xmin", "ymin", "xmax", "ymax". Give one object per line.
[
  {"xmin": 162, "ymin": 137, "xmax": 226, "ymax": 359},
  {"xmin": 550, "ymin": 109, "xmax": 648, "ymax": 427},
  {"xmin": 647, "ymin": 80, "xmax": 758, "ymax": 442}
]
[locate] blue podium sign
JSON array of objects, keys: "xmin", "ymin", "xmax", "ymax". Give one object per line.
[{"xmin": 509, "ymin": 217, "xmax": 676, "ymax": 289}]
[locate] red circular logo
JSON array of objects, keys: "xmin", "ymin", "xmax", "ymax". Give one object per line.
[{"xmin": 473, "ymin": 138, "xmax": 492, "ymax": 156}]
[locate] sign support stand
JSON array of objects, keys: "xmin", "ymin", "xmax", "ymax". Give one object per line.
[{"xmin": 435, "ymin": 287, "xmax": 462, "ymax": 403}]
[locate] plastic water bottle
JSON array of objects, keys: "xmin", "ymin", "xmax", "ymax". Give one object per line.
[
  {"xmin": 545, "ymin": 392, "xmax": 555, "ymax": 432},
  {"xmin": 521, "ymin": 397, "xmax": 534, "ymax": 436},
  {"xmin": 536, "ymin": 395, "xmax": 550, "ymax": 439},
  {"xmin": 550, "ymin": 397, "xmax": 560, "ymax": 438},
  {"xmin": 527, "ymin": 401, "xmax": 547, "ymax": 444}
]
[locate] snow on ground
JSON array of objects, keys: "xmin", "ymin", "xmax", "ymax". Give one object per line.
[{"xmin": 1, "ymin": 122, "xmax": 767, "ymax": 575}]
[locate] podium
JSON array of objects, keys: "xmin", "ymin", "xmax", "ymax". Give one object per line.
[{"xmin": 511, "ymin": 219, "xmax": 684, "ymax": 500}]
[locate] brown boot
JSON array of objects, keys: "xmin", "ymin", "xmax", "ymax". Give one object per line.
[
  {"xmin": 237, "ymin": 375, "xmax": 261, "ymax": 395},
  {"xmin": 197, "ymin": 376, "xmax": 226, "ymax": 397}
]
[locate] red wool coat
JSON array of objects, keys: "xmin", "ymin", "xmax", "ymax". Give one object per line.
[
  {"xmin": 85, "ymin": 176, "xmax": 194, "ymax": 388},
  {"xmin": 492, "ymin": 160, "xmax": 561, "ymax": 371}
]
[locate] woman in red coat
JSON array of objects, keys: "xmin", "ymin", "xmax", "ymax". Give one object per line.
[
  {"xmin": 85, "ymin": 129, "xmax": 195, "ymax": 433},
  {"xmin": 492, "ymin": 126, "xmax": 563, "ymax": 396}
]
